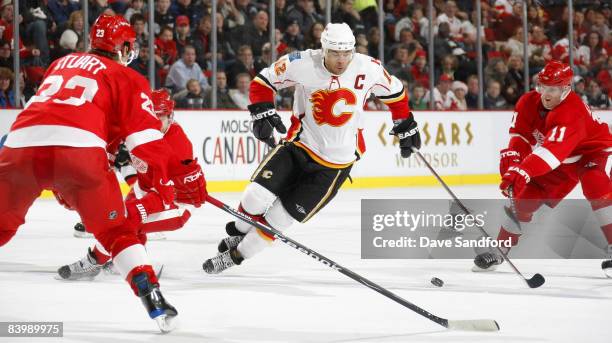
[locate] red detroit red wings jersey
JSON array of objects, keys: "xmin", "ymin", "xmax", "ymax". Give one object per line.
[
  {"xmin": 135, "ymin": 122, "xmax": 194, "ymax": 193},
  {"xmin": 509, "ymin": 90, "xmax": 612, "ymax": 177},
  {"xmin": 6, "ymin": 52, "xmax": 163, "ymax": 151}
]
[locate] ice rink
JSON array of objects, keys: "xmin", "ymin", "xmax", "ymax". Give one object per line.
[{"xmin": 1, "ymin": 185, "xmax": 611, "ymax": 343}]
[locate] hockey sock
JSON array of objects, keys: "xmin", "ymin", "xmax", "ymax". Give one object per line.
[
  {"xmin": 497, "ymin": 226, "xmax": 521, "ymax": 247},
  {"xmin": 92, "ymin": 241, "xmax": 111, "ymax": 264}
]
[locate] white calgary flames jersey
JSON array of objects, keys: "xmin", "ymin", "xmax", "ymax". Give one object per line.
[{"xmin": 255, "ymin": 50, "xmax": 407, "ymax": 166}]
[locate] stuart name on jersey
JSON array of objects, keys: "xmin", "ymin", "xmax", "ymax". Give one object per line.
[
  {"xmin": 52, "ymin": 54, "xmax": 108, "ymax": 75},
  {"xmin": 254, "ymin": 50, "xmax": 409, "ymax": 165}
]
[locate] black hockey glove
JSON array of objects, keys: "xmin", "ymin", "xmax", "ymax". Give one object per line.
[
  {"xmin": 114, "ymin": 143, "xmax": 131, "ymax": 169},
  {"xmin": 389, "ymin": 115, "xmax": 421, "ymax": 158},
  {"xmin": 248, "ymin": 102, "xmax": 287, "ymax": 147}
]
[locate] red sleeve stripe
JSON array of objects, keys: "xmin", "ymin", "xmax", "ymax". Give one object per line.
[
  {"xmin": 356, "ymin": 128, "xmax": 366, "ymax": 156},
  {"xmin": 378, "ymin": 89, "xmax": 406, "ymax": 104},
  {"xmin": 286, "ymin": 114, "xmax": 303, "ymax": 141}
]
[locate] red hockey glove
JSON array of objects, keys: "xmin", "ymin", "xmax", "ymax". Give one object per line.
[
  {"xmin": 500, "ymin": 166, "xmax": 531, "ymax": 198},
  {"xmin": 171, "ymin": 160, "xmax": 207, "ymax": 207},
  {"xmin": 499, "ymin": 148, "xmax": 522, "ymax": 176},
  {"xmin": 153, "ymin": 177, "xmax": 175, "ymax": 207}
]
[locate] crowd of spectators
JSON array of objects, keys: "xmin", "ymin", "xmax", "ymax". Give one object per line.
[{"xmin": 0, "ymin": 0, "xmax": 610, "ymax": 110}]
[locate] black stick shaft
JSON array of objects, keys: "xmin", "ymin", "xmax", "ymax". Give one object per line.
[{"xmin": 205, "ymin": 195, "xmax": 450, "ymax": 328}]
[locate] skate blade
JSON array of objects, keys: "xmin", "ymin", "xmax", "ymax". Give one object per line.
[
  {"xmin": 54, "ymin": 274, "xmax": 96, "ymax": 281},
  {"xmin": 471, "ymin": 264, "xmax": 498, "ymax": 273},
  {"xmin": 147, "ymin": 232, "xmax": 167, "ymax": 241},
  {"xmin": 73, "ymin": 231, "xmax": 94, "ymax": 238},
  {"xmin": 154, "ymin": 314, "xmax": 177, "ymax": 333},
  {"xmin": 603, "ymin": 268, "xmax": 612, "ymax": 278}
]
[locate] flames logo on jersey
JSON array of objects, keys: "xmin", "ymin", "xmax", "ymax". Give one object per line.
[{"xmin": 310, "ymin": 88, "xmax": 357, "ymax": 127}]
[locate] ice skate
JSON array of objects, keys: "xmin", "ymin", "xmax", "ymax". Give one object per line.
[
  {"xmin": 602, "ymin": 245, "xmax": 612, "ymax": 278},
  {"xmin": 132, "ymin": 271, "xmax": 178, "ymax": 333},
  {"xmin": 217, "ymin": 221, "xmax": 246, "ymax": 253},
  {"xmin": 472, "ymin": 251, "xmax": 504, "ymax": 272},
  {"xmin": 57, "ymin": 248, "xmax": 102, "ymax": 280},
  {"xmin": 73, "ymin": 222, "xmax": 93, "ymax": 238},
  {"xmin": 203, "ymin": 248, "xmax": 243, "ymax": 274}
]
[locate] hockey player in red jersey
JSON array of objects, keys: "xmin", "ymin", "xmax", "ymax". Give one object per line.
[
  {"xmin": 202, "ymin": 23, "xmax": 421, "ymax": 273},
  {"xmin": 473, "ymin": 60, "xmax": 612, "ymax": 277},
  {"xmin": 57, "ymin": 88, "xmax": 203, "ymax": 281},
  {"xmin": 0, "ymin": 15, "xmax": 206, "ymax": 331}
]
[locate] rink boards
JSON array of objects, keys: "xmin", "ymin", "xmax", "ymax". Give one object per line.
[{"xmin": 1, "ymin": 109, "xmax": 611, "ymax": 195}]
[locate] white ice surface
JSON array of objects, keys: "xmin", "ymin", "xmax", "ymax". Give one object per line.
[{"xmin": 1, "ymin": 185, "xmax": 611, "ymax": 343}]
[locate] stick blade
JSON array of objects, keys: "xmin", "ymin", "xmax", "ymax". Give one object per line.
[
  {"xmin": 446, "ymin": 319, "xmax": 500, "ymax": 332},
  {"xmin": 527, "ymin": 273, "xmax": 545, "ymax": 288}
]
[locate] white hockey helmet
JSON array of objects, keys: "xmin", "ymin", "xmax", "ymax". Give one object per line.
[{"xmin": 321, "ymin": 23, "xmax": 355, "ymax": 52}]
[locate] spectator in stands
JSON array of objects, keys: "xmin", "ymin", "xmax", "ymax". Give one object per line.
[
  {"xmin": 235, "ymin": 0, "xmax": 258, "ymax": 23},
  {"xmin": 591, "ymin": 11, "xmax": 610, "ymax": 39},
  {"xmin": 229, "ymin": 72, "xmax": 251, "ymax": 109},
  {"xmin": 273, "ymin": 0, "xmax": 289, "ymax": 30},
  {"xmin": 48, "ymin": 0, "xmax": 80, "ymax": 27},
  {"xmin": 227, "ymin": 45, "xmax": 256, "ymax": 88},
  {"xmin": 20, "ymin": 1, "xmax": 53, "ymax": 66},
  {"xmin": 387, "ymin": 45, "xmax": 412, "ymax": 83},
  {"xmin": 465, "ymin": 74, "xmax": 479, "ymax": 109},
  {"xmin": 287, "ymin": 0, "xmax": 323, "ymax": 35},
  {"xmin": 87, "ymin": 0, "xmax": 112, "ymax": 26},
  {"xmin": 129, "ymin": 44, "xmax": 162, "ymax": 88},
  {"xmin": 428, "ymin": 74, "xmax": 459, "ymax": 110},
  {"xmin": 436, "ymin": 0, "xmax": 464, "ymax": 41},
  {"xmin": 171, "ymin": 0, "xmax": 203, "ymax": 30},
  {"xmin": 409, "ymin": 84, "xmax": 428, "ymax": 110},
  {"xmin": 204, "ymin": 70, "xmax": 238, "ymax": 109},
  {"xmin": 130, "ymin": 13, "xmax": 148, "ymax": 48},
  {"xmin": 484, "ymin": 80, "xmax": 507, "ymax": 110},
  {"xmin": 573, "ymin": 76, "xmax": 589, "ymax": 103},
  {"xmin": 596, "ymin": 56, "xmax": 612, "ymax": 97},
  {"xmin": 584, "ymin": 31, "xmax": 608, "ymax": 74},
  {"xmin": 0, "ymin": 66, "xmax": 14, "ymax": 108},
  {"xmin": 254, "ymin": 42, "xmax": 272, "ymax": 72},
  {"xmin": 154, "ymin": 0, "xmax": 175, "ymax": 34},
  {"xmin": 219, "ymin": 0, "xmax": 245, "ymax": 30},
  {"xmin": 528, "ymin": 25, "xmax": 552, "ymax": 69},
  {"xmin": 410, "ymin": 50, "xmax": 429, "ymax": 88},
  {"xmin": 58, "ymin": 10, "xmax": 84, "ymax": 57},
  {"xmin": 587, "ymin": 80, "xmax": 611, "ymax": 109},
  {"xmin": 503, "ymin": 55, "xmax": 524, "ymax": 106},
  {"xmin": 332, "ymin": 0, "xmax": 362, "ymax": 31},
  {"xmin": 354, "ymin": 0, "xmax": 377, "ymax": 31},
  {"xmin": 452, "ymin": 80, "xmax": 468, "ymax": 110},
  {"xmin": 166, "ymin": 45, "xmax": 209, "ymax": 93},
  {"xmin": 283, "ymin": 19, "xmax": 305, "ymax": 51},
  {"xmin": 0, "ymin": 40, "xmax": 10, "ymax": 70},
  {"xmin": 174, "ymin": 15, "xmax": 194, "ymax": 57},
  {"xmin": 176, "ymin": 78, "xmax": 205, "ymax": 109},
  {"xmin": 304, "ymin": 21, "xmax": 323, "ymax": 50},
  {"xmin": 367, "ymin": 26, "xmax": 381, "ymax": 59},
  {"xmin": 527, "ymin": 5, "xmax": 543, "ymax": 28},
  {"xmin": 436, "ymin": 54, "xmax": 457, "ymax": 83},
  {"xmin": 433, "ymin": 23, "xmax": 454, "ymax": 64},
  {"xmin": 124, "ymin": 0, "xmax": 144, "ymax": 22},
  {"xmin": 504, "ymin": 26, "xmax": 525, "ymax": 57},
  {"xmin": 492, "ymin": 0, "xmax": 522, "ymax": 42},
  {"xmin": 233, "ymin": 10, "xmax": 269, "ymax": 57},
  {"xmin": 156, "ymin": 26, "xmax": 178, "ymax": 67},
  {"xmin": 485, "ymin": 58, "xmax": 508, "ymax": 86}
]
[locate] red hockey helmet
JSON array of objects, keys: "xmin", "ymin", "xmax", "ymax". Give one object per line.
[
  {"xmin": 536, "ymin": 60, "xmax": 573, "ymax": 87},
  {"xmin": 151, "ymin": 89, "xmax": 175, "ymax": 118},
  {"xmin": 90, "ymin": 14, "xmax": 137, "ymax": 65}
]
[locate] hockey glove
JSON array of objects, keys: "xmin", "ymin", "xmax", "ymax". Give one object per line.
[
  {"xmin": 170, "ymin": 159, "xmax": 207, "ymax": 207},
  {"xmin": 389, "ymin": 115, "xmax": 421, "ymax": 158},
  {"xmin": 500, "ymin": 166, "xmax": 531, "ymax": 198},
  {"xmin": 114, "ymin": 143, "xmax": 132, "ymax": 169},
  {"xmin": 248, "ymin": 102, "xmax": 287, "ymax": 147},
  {"xmin": 499, "ymin": 148, "xmax": 522, "ymax": 176}
]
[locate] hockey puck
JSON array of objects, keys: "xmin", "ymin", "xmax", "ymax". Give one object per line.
[{"xmin": 430, "ymin": 277, "xmax": 444, "ymax": 287}]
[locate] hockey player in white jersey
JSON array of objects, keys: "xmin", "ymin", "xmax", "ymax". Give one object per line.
[{"xmin": 203, "ymin": 23, "xmax": 421, "ymax": 273}]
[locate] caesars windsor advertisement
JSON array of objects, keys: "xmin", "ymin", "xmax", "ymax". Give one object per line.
[{"xmin": 175, "ymin": 110, "xmax": 612, "ymax": 183}]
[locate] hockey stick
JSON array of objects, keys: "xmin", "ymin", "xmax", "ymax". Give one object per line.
[
  {"xmin": 411, "ymin": 148, "xmax": 545, "ymax": 289},
  {"xmin": 205, "ymin": 194, "xmax": 500, "ymax": 332}
]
